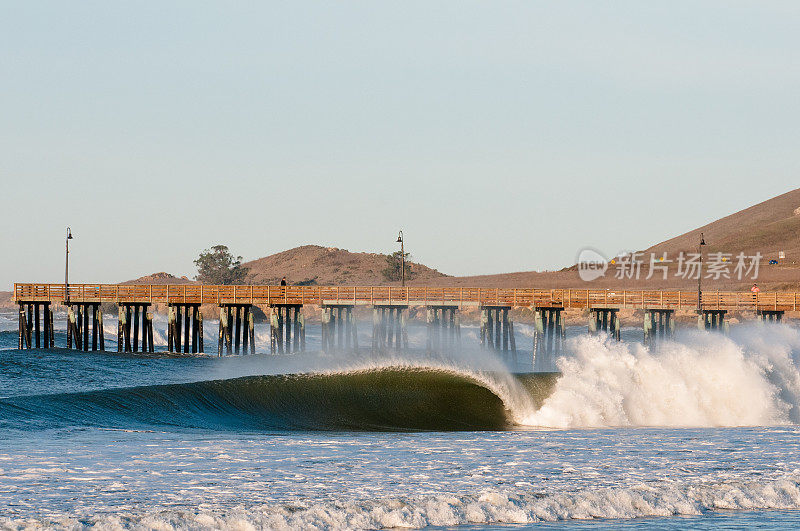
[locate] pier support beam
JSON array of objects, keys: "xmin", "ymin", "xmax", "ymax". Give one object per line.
[
  {"xmin": 18, "ymin": 303, "xmax": 29, "ymax": 349},
  {"xmin": 97, "ymin": 306, "xmax": 105, "ymax": 351},
  {"xmin": 480, "ymin": 306, "xmax": 516, "ymax": 364},
  {"xmin": 217, "ymin": 304, "xmax": 254, "ymax": 355},
  {"xmin": 62, "ymin": 303, "xmax": 104, "ymax": 352},
  {"xmin": 67, "ymin": 306, "xmax": 76, "ymax": 349},
  {"xmin": 756, "ymin": 310, "xmax": 784, "ymax": 323},
  {"xmin": 698, "ymin": 310, "xmax": 728, "ymax": 333},
  {"xmin": 533, "ymin": 307, "xmax": 565, "ymax": 372},
  {"xmin": 168, "ymin": 304, "xmax": 203, "ymax": 354},
  {"xmin": 371, "ymin": 305, "xmax": 408, "ymax": 352},
  {"xmin": 425, "ymin": 306, "xmax": 460, "ymax": 355},
  {"xmin": 268, "ymin": 305, "xmax": 303, "ymax": 354},
  {"xmin": 17, "ymin": 304, "xmax": 24, "ymax": 349},
  {"xmin": 49, "ymin": 305, "xmax": 54, "ymax": 348},
  {"xmin": 16, "ymin": 302, "xmax": 54, "ymax": 350},
  {"xmin": 589, "ymin": 308, "xmax": 621, "ymax": 340},
  {"xmin": 119, "ymin": 303, "xmax": 153, "ymax": 353},
  {"xmin": 322, "ymin": 305, "xmax": 357, "ymax": 352},
  {"xmin": 644, "ymin": 309, "xmax": 675, "ymax": 348}
]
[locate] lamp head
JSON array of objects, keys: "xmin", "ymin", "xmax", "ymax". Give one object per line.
[
  {"xmin": 396, "ymin": 231, "xmax": 403, "ymax": 243},
  {"xmin": 699, "ymin": 232, "xmax": 705, "ymax": 246},
  {"xmin": 66, "ymin": 227, "xmax": 73, "ymax": 240}
]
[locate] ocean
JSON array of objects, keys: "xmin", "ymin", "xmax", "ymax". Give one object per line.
[{"xmin": 2, "ymin": 310, "xmax": 800, "ymax": 529}]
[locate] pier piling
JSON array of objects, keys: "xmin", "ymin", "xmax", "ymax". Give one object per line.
[
  {"xmin": 224, "ymin": 306, "xmax": 232, "ymax": 354},
  {"xmin": 197, "ymin": 310, "xmax": 203, "ymax": 353},
  {"xmin": 82, "ymin": 305, "xmax": 89, "ymax": 350},
  {"xmin": 757, "ymin": 310, "xmax": 784, "ymax": 323},
  {"xmin": 48, "ymin": 306, "xmax": 54, "ymax": 347},
  {"xmin": 98, "ymin": 307, "xmax": 105, "ymax": 351},
  {"xmin": 92, "ymin": 306, "xmax": 99, "ymax": 351},
  {"xmin": 426, "ymin": 306, "xmax": 458, "ymax": 356},
  {"xmin": 117, "ymin": 304, "xmax": 150, "ymax": 353},
  {"xmin": 26, "ymin": 304, "xmax": 33, "ymax": 348},
  {"xmin": 67, "ymin": 307, "xmax": 74, "ymax": 349},
  {"xmin": 217, "ymin": 308, "xmax": 224, "ymax": 355},
  {"xmin": 17, "ymin": 302, "xmax": 54, "ymax": 350},
  {"xmin": 589, "ymin": 308, "xmax": 621, "ymax": 340},
  {"xmin": 164, "ymin": 304, "xmax": 201, "ymax": 354},
  {"xmin": 644, "ymin": 309, "xmax": 674, "ymax": 347},
  {"xmin": 57, "ymin": 303, "xmax": 103, "ymax": 352},
  {"xmin": 192, "ymin": 307, "xmax": 199, "ymax": 354},
  {"xmin": 34, "ymin": 303, "xmax": 40, "ymax": 348},
  {"xmin": 481, "ymin": 306, "xmax": 515, "ymax": 362},
  {"xmin": 322, "ymin": 305, "xmax": 355, "ymax": 352},
  {"xmin": 533, "ymin": 307, "xmax": 565, "ymax": 372},
  {"xmin": 699, "ymin": 310, "xmax": 728, "ymax": 333},
  {"xmin": 372, "ymin": 305, "xmax": 407, "ymax": 352},
  {"xmin": 167, "ymin": 305, "xmax": 185, "ymax": 353},
  {"xmin": 269, "ymin": 305, "xmax": 303, "ymax": 354},
  {"xmin": 133, "ymin": 305, "xmax": 140, "ymax": 352},
  {"xmin": 249, "ymin": 309, "xmax": 255, "ymax": 354},
  {"xmin": 18, "ymin": 304, "xmax": 27, "ymax": 349},
  {"xmin": 240, "ymin": 307, "xmax": 248, "ymax": 354}
]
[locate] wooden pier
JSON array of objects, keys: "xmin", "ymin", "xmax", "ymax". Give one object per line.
[
  {"xmin": 13, "ymin": 283, "xmax": 800, "ymax": 312},
  {"xmin": 12, "ymin": 283, "xmax": 800, "ymax": 362}
]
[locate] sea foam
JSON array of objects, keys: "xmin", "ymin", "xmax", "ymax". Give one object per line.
[
  {"xmin": 524, "ymin": 324, "xmax": 800, "ymax": 428},
  {"xmin": 3, "ymin": 472, "xmax": 800, "ymax": 529}
]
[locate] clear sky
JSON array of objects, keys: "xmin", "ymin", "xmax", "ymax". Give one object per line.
[{"xmin": 2, "ymin": 1, "xmax": 798, "ymax": 288}]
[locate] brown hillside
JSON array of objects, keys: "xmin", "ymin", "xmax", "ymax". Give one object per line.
[
  {"xmin": 642, "ymin": 187, "xmax": 800, "ymax": 263},
  {"xmin": 432, "ymin": 188, "xmax": 800, "ymax": 290},
  {"xmin": 243, "ymin": 245, "xmax": 448, "ymax": 286},
  {"xmin": 117, "ymin": 189, "xmax": 800, "ymax": 292},
  {"xmin": 0, "ymin": 291, "xmax": 13, "ymax": 310},
  {"xmin": 121, "ymin": 272, "xmax": 195, "ymax": 285}
]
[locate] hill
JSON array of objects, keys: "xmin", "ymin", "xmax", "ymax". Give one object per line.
[
  {"xmin": 642, "ymin": 187, "xmax": 800, "ymax": 264},
  {"xmin": 12, "ymin": 189, "xmax": 794, "ymax": 315},
  {"xmin": 242, "ymin": 245, "xmax": 448, "ymax": 286},
  {"xmin": 115, "ymin": 188, "xmax": 800, "ymax": 291},
  {"xmin": 432, "ymin": 188, "xmax": 800, "ymax": 290},
  {"xmin": 0, "ymin": 290, "xmax": 12, "ymax": 309},
  {"xmin": 121, "ymin": 272, "xmax": 195, "ymax": 285}
]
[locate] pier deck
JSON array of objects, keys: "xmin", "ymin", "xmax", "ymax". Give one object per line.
[{"xmin": 13, "ymin": 283, "xmax": 800, "ymax": 312}]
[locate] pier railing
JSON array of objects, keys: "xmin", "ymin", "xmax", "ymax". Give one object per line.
[{"xmin": 12, "ymin": 283, "xmax": 800, "ymax": 311}]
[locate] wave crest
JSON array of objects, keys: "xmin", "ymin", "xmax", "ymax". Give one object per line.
[
  {"xmin": 524, "ymin": 325, "xmax": 800, "ymax": 428},
  {"xmin": 1, "ymin": 365, "xmax": 542, "ymax": 432}
]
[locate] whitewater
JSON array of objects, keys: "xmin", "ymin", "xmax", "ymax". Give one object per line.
[{"xmin": 2, "ymin": 315, "xmax": 800, "ymax": 529}]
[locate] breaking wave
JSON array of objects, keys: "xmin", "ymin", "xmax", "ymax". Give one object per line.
[
  {"xmin": 0, "ymin": 365, "xmax": 550, "ymax": 432},
  {"xmin": 525, "ymin": 324, "xmax": 800, "ymax": 428},
  {"xmin": 3, "ymin": 324, "xmax": 800, "ymax": 432}
]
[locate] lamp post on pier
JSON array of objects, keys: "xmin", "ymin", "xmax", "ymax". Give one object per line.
[
  {"xmin": 65, "ymin": 227, "xmax": 73, "ymax": 304},
  {"xmin": 697, "ymin": 232, "xmax": 706, "ymax": 312},
  {"xmin": 396, "ymin": 230, "xmax": 405, "ymax": 287}
]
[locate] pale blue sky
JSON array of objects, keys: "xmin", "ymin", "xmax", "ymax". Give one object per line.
[{"xmin": 2, "ymin": 2, "xmax": 798, "ymax": 288}]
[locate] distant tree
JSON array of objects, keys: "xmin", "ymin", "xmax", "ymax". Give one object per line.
[
  {"xmin": 382, "ymin": 251, "xmax": 413, "ymax": 282},
  {"xmin": 194, "ymin": 245, "xmax": 249, "ymax": 284}
]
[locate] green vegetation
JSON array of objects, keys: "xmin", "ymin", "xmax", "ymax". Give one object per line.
[
  {"xmin": 382, "ymin": 251, "xmax": 413, "ymax": 282},
  {"xmin": 194, "ymin": 245, "xmax": 249, "ymax": 284}
]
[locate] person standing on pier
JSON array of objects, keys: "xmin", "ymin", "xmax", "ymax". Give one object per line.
[{"xmin": 281, "ymin": 277, "xmax": 287, "ymax": 286}]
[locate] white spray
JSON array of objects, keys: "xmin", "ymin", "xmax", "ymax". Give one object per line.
[{"xmin": 525, "ymin": 324, "xmax": 800, "ymax": 428}]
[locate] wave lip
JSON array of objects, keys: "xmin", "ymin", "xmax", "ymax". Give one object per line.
[{"xmin": 0, "ymin": 367, "xmax": 526, "ymax": 432}]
